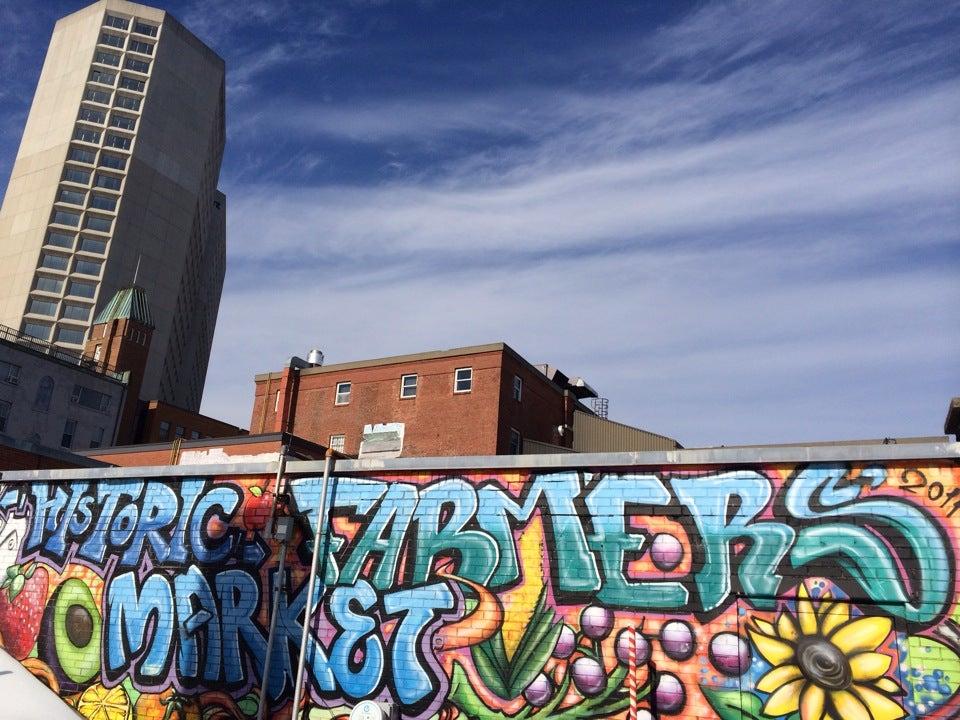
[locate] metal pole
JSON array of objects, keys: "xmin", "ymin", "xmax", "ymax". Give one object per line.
[
  {"xmin": 290, "ymin": 449, "xmax": 336, "ymax": 719},
  {"xmin": 257, "ymin": 449, "xmax": 289, "ymax": 720}
]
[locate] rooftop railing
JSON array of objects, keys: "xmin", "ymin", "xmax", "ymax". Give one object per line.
[{"xmin": 0, "ymin": 323, "xmax": 125, "ymax": 382}]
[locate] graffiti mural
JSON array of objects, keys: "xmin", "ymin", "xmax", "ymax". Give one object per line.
[{"xmin": 0, "ymin": 462, "xmax": 959, "ymax": 719}]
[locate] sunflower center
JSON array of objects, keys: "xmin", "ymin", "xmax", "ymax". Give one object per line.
[{"xmin": 796, "ymin": 637, "xmax": 852, "ymax": 690}]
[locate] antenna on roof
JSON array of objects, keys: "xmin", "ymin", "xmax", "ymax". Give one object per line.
[{"xmin": 132, "ymin": 254, "xmax": 142, "ymax": 286}]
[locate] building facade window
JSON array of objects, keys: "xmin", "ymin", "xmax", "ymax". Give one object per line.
[
  {"xmin": 62, "ymin": 303, "xmax": 90, "ymax": 321},
  {"xmin": 335, "ymin": 381, "xmax": 351, "ymax": 405},
  {"xmin": 109, "ymin": 114, "xmax": 136, "ymax": 131},
  {"xmin": 83, "ymin": 89, "xmax": 111, "ymax": 105},
  {"xmin": 158, "ymin": 421, "xmax": 170, "ymax": 440},
  {"xmin": 119, "ymin": 76, "xmax": 145, "ymax": 92},
  {"xmin": 41, "ymin": 253, "xmax": 70, "ymax": 270},
  {"xmin": 27, "ymin": 299, "xmax": 57, "ymax": 316},
  {"xmin": 58, "ymin": 188, "xmax": 86, "ymax": 205},
  {"xmin": 57, "ymin": 327, "xmax": 86, "ymax": 345},
  {"xmin": 61, "ymin": 419, "xmax": 77, "ymax": 448},
  {"xmin": 74, "ymin": 259, "xmax": 102, "ymax": 276},
  {"xmin": 454, "ymin": 367, "xmax": 473, "ymax": 393},
  {"xmin": 513, "ymin": 375, "xmax": 523, "ymax": 401},
  {"xmin": 69, "ymin": 146, "xmax": 97, "ymax": 163},
  {"xmin": 329, "ymin": 434, "xmax": 346, "ymax": 452},
  {"xmin": 128, "ymin": 40, "xmax": 153, "ymax": 55},
  {"xmin": 93, "ymin": 344, "xmax": 102, "ymax": 361},
  {"xmin": 46, "ymin": 231, "xmax": 74, "ymax": 249},
  {"xmin": 23, "ymin": 322, "xmax": 51, "ymax": 340},
  {"xmin": 79, "ymin": 236, "xmax": 107, "ymax": 254},
  {"xmin": 88, "ymin": 69, "xmax": 115, "ymax": 85},
  {"xmin": 73, "ymin": 127, "xmax": 101, "ymax": 144},
  {"xmin": 104, "ymin": 133, "xmax": 131, "ymax": 150},
  {"xmin": 71, "ymin": 384, "xmax": 110, "ymax": 411},
  {"xmin": 78, "ymin": 107, "xmax": 105, "ymax": 124},
  {"xmin": 175, "ymin": 425, "xmax": 184, "ymax": 438},
  {"xmin": 34, "ymin": 376, "xmax": 54, "ymax": 412},
  {"xmin": 0, "ymin": 400, "xmax": 10, "ymax": 432},
  {"xmin": 35, "ymin": 276, "xmax": 63, "ymax": 293},
  {"xmin": 52, "ymin": 210, "xmax": 81, "ymax": 227},
  {"xmin": 89, "ymin": 194, "xmax": 117, "ymax": 211},
  {"xmin": 100, "ymin": 32, "xmax": 124, "ymax": 47},
  {"xmin": 64, "ymin": 167, "xmax": 91, "ymax": 184},
  {"xmin": 509, "ymin": 428, "xmax": 522, "ymax": 455},
  {"xmin": 104, "ymin": 14, "xmax": 129, "ymax": 30},
  {"xmin": 190, "ymin": 430, "xmax": 200, "ymax": 440},
  {"xmin": 114, "ymin": 94, "xmax": 141, "ymax": 111},
  {"xmin": 93, "ymin": 50, "xmax": 120, "ymax": 67},
  {"xmin": 67, "ymin": 280, "xmax": 97, "ymax": 298},
  {"xmin": 90, "ymin": 426, "xmax": 105, "ymax": 449},
  {"xmin": 400, "ymin": 374, "xmax": 418, "ymax": 399},
  {"xmin": 94, "ymin": 174, "xmax": 122, "ymax": 190},
  {"xmin": 133, "ymin": 21, "xmax": 158, "ymax": 36},
  {"xmin": 124, "ymin": 57, "xmax": 150, "ymax": 73},
  {"xmin": 85, "ymin": 216, "xmax": 112, "ymax": 233},
  {"xmin": 1, "ymin": 360, "xmax": 21, "ymax": 385}
]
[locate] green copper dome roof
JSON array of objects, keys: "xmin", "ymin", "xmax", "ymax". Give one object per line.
[{"xmin": 94, "ymin": 286, "xmax": 154, "ymax": 328}]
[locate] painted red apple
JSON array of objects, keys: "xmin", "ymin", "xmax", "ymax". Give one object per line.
[{"xmin": 242, "ymin": 485, "xmax": 274, "ymax": 531}]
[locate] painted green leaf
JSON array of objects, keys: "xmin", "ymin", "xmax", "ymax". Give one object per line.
[
  {"xmin": 472, "ymin": 631, "xmax": 511, "ymax": 699},
  {"xmin": 237, "ymin": 693, "xmax": 259, "ymax": 717},
  {"xmin": 700, "ymin": 686, "xmax": 768, "ymax": 720}
]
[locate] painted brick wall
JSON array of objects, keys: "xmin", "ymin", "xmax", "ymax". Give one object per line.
[{"xmin": 1, "ymin": 460, "xmax": 959, "ymax": 720}]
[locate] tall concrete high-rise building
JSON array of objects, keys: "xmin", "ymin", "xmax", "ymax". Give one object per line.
[{"xmin": 0, "ymin": 0, "xmax": 226, "ymax": 412}]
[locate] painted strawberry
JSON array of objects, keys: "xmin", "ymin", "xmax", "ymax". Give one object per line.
[
  {"xmin": 241, "ymin": 485, "xmax": 274, "ymax": 531},
  {"xmin": 0, "ymin": 562, "xmax": 49, "ymax": 659}
]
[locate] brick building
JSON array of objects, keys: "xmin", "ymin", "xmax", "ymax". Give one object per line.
[{"xmin": 249, "ymin": 342, "xmax": 677, "ymax": 457}]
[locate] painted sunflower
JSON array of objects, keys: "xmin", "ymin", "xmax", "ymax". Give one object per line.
[{"xmin": 747, "ymin": 584, "xmax": 905, "ymax": 720}]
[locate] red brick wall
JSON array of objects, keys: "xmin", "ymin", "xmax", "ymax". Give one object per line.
[
  {"xmin": 138, "ymin": 401, "xmax": 246, "ymax": 442},
  {"xmin": 251, "ymin": 350, "xmax": 507, "ymax": 456},
  {"xmin": 0, "ymin": 444, "xmax": 85, "ymax": 470},
  {"xmin": 496, "ymin": 352, "xmax": 572, "ymax": 453}
]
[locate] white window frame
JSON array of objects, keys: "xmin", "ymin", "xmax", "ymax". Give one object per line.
[
  {"xmin": 513, "ymin": 375, "xmax": 522, "ymax": 402},
  {"xmin": 400, "ymin": 373, "xmax": 418, "ymax": 399},
  {"xmin": 335, "ymin": 381, "xmax": 352, "ymax": 405},
  {"xmin": 454, "ymin": 367, "xmax": 473, "ymax": 394},
  {"xmin": 329, "ymin": 434, "xmax": 346, "ymax": 452}
]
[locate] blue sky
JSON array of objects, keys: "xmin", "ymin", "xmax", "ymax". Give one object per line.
[{"xmin": 1, "ymin": 0, "xmax": 958, "ymax": 446}]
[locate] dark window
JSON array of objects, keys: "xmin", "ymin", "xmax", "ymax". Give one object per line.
[
  {"xmin": 100, "ymin": 32, "xmax": 124, "ymax": 48},
  {"xmin": 93, "ymin": 50, "xmax": 120, "ymax": 66},
  {"xmin": 64, "ymin": 167, "xmax": 91, "ymax": 184},
  {"xmin": 73, "ymin": 127, "xmax": 101, "ymax": 144},
  {"xmin": 114, "ymin": 94, "xmax": 141, "ymax": 111},
  {"xmin": 61, "ymin": 419, "xmax": 77, "ymax": 448},
  {"xmin": 40, "ymin": 253, "xmax": 69, "ymax": 270},
  {"xmin": 128, "ymin": 40, "xmax": 153, "ymax": 54},
  {"xmin": 90, "ymin": 426, "xmax": 105, "ymax": 449},
  {"xmin": 33, "ymin": 376, "xmax": 54, "ymax": 412},
  {"xmin": 1, "ymin": 360, "xmax": 21, "ymax": 385},
  {"xmin": 104, "ymin": 14, "xmax": 129, "ymax": 30},
  {"xmin": 133, "ymin": 21, "xmax": 158, "ymax": 36},
  {"xmin": 190, "ymin": 430, "xmax": 200, "ymax": 440},
  {"xmin": 52, "ymin": 210, "xmax": 80, "ymax": 227},
  {"xmin": 71, "ymin": 384, "xmax": 111, "ymax": 412},
  {"xmin": 513, "ymin": 375, "xmax": 522, "ymax": 401},
  {"xmin": 0, "ymin": 400, "xmax": 11, "ymax": 432},
  {"xmin": 23, "ymin": 322, "xmax": 50, "ymax": 340},
  {"xmin": 62, "ymin": 303, "xmax": 90, "ymax": 321},
  {"xmin": 99, "ymin": 153, "xmax": 126, "ymax": 170},
  {"xmin": 90, "ymin": 194, "xmax": 117, "ymax": 211},
  {"xmin": 335, "ymin": 381, "xmax": 351, "ymax": 405},
  {"xmin": 109, "ymin": 114, "xmax": 136, "ymax": 130},
  {"xmin": 67, "ymin": 280, "xmax": 97, "ymax": 298},
  {"xmin": 79, "ymin": 236, "xmax": 107, "ymax": 254},
  {"xmin": 88, "ymin": 69, "xmax": 115, "ymax": 85},
  {"xmin": 85, "ymin": 216, "xmax": 112, "ymax": 233},
  {"xmin": 46, "ymin": 231, "xmax": 75, "ymax": 249},
  {"xmin": 57, "ymin": 327, "xmax": 86, "ymax": 345},
  {"xmin": 158, "ymin": 421, "xmax": 170, "ymax": 440},
  {"xmin": 104, "ymin": 133, "xmax": 131, "ymax": 150},
  {"xmin": 35, "ymin": 276, "xmax": 63, "ymax": 293},
  {"xmin": 58, "ymin": 188, "xmax": 86, "ymax": 205},
  {"xmin": 509, "ymin": 428, "xmax": 522, "ymax": 455},
  {"xmin": 83, "ymin": 88, "xmax": 111, "ymax": 105},
  {"xmin": 27, "ymin": 298, "xmax": 57, "ymax": 316},
  {"xmin": 94, "ymin": 173, "xmax": 121, "ymax": 190},
  {"xmin": 68, "ymin": 146, "xmax": 97, "ymax": 165},
  {"xmin": 74, "ymin": 258, "xmax": 102, "ymax": 276},
  {"xmin": 124, "ymin": 57, "xmax": 150, "ymax": 73},
  {"xmin": 175, "ymin": 425, "xmax": 184, "ymax": 438},
  {"xmin": 119, "ymin": 76, "xmax": 145, "ymax": 92},
  {"xmin": 78, "ymin": 107, "xmax": 105, "ymax": 123}
]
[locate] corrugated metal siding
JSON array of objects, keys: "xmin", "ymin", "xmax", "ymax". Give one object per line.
[
  {"xmin": 522, "ymin": 438, "xmax": 576, "ymax": 454},
  {"xmin": 572, "ymin": 410, "xmax": 680, "ymax": 452}
]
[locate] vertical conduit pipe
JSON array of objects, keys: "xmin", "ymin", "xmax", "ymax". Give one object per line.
[{"xmin": 291, "ymin": 448, "xmax": 336, "ymax": 719}]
